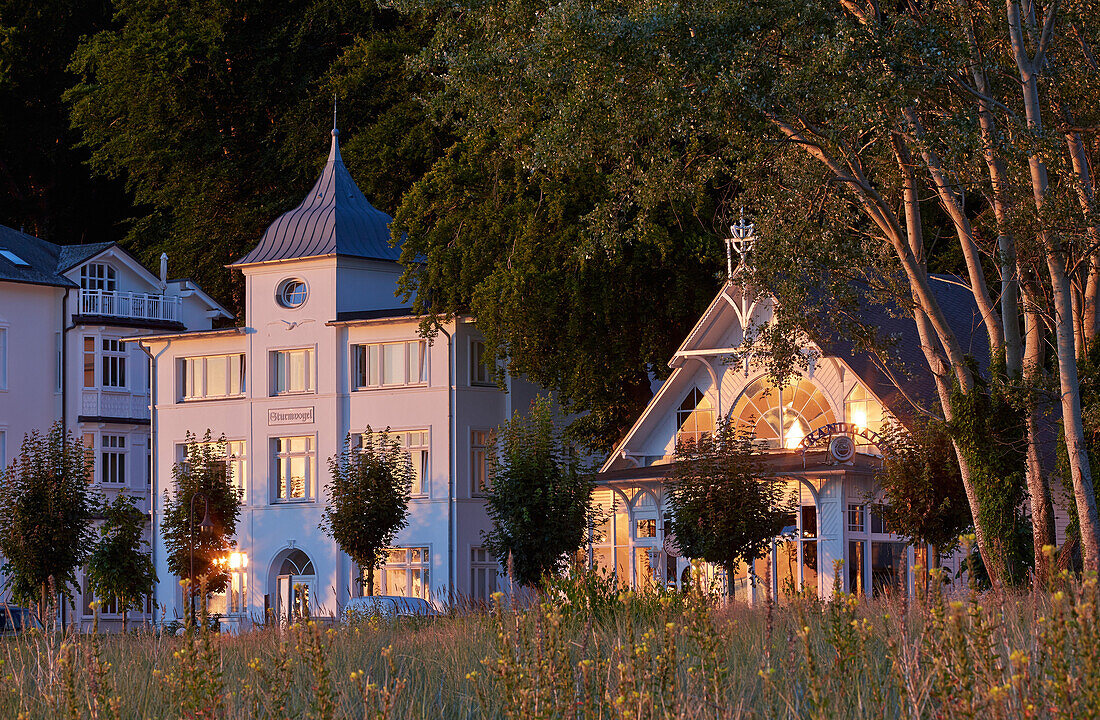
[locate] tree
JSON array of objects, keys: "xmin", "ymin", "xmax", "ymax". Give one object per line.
[
  {"xmin": 482, "ymin": 396, "xmax": 595, "ymax": 588},
  {"xmin": 0, "ymin": 0, "xmax": 131, "ymax": 244},
  {"xmin": 403, "ymin": 0, "xmax": 1100, "ymax": 586},
  {"xmin": 0, "ymin": 422, "xmax": 97, "ymax": 622},
  {"xmin": 162, "ymin": 431, "xmax": 243, "ymax": 613},
  {"xmin": 875, "ymin": 421, "xmax": 977, "ymax": 573},
  {"xmin": 668, "ymin": 418, "xmax": 791, "ymax": 599},
  {"xmin": 85, "ymin": 493, "xmax": 157, "ymax": 631},
  {"xmin": 321, "ymin": 427, "xmax": 414, "ymax": 597}
]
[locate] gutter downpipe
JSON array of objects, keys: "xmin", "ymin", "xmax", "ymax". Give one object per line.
[
  {"xmin": 137, "ymin": 340, "xmax": 170, "ymax": 627},
  {"xmin": 60, "ymin": 288, "xmax": 71, "ymax": 630},
  {"xmin": 437, "ymin": 322, "xmax": 455, "ymax": 607}
]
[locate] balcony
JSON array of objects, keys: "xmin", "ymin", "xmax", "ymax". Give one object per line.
[
  {"xmin": 80, "ymin": 390, "xmax": 151, "ymax": 423},
  {"xmin": 79, "ymin": 289, "xmax": 181, "ymax": 324}
]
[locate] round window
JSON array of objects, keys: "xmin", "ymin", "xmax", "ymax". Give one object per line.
[{"xmin": 277, "ymin": 279, "xmax": 308, "ymax": 308}]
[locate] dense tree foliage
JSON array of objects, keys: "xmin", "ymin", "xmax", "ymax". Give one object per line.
[
  {"xmin": 668, "ymin": 419, "xmax": 791, "ymax": 598},
  {"xmin": 483, "ymin": 397, "xmax": 595, "ymax": 588},
  {"xmin": 85, "ymin": 493, "xmax": 157, "ymax": 631},
  {"xmin": 0, "ymin": 422, "xmax": 97, "ymax": 620},
  {"xmin": 875, "ymin": 420, "xmax": 975, "ymax": 571},
  {"xmin": 162, "ymin": 431, "xmax": 243, "ymax": 603},
  {"xmin": 0, "ymin": 0, "xmax": 131, "ymax": 243},
  {"xmin": 321, "ymin": 428, "xmax": 414, "ymax": 596}
]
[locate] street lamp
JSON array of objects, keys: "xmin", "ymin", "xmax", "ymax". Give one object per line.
[{"xmin": 188, "ymin": 492, "xmax": 214, "ymax": 624}]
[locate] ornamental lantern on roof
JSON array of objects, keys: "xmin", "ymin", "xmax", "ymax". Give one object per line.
[{"xmin": 726, "ymin": 209, "xmax": 755, "ymax": 279}]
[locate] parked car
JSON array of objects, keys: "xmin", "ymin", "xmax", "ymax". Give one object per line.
[
  {"xmin": 342, "ymin": 596, "xmax": 437, "ymax": 623},
  {"xmin": 0, "ymin": 605, "xmax": 42, "ymax": 634}
]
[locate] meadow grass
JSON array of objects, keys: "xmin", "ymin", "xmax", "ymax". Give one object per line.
[{"xmin": 1, "ymin": 564, "xmax": 1098, "ymax": 719}]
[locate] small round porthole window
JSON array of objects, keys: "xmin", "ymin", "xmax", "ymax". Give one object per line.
[{"xmin": 277, "ymin": 278, "xmax": 308, "ymax": 308}]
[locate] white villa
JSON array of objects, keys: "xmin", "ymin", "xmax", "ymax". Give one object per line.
[
  {"xmin": 0, "ymin": 223, "xmax": 229, "ymax": 625},
  {"xmin": 590, "ymin": 225, "xmax": 995, "ymax": 601},
  {"xmin": 135, "ymin": 129, "xmax": 536, "ymax": 626}
]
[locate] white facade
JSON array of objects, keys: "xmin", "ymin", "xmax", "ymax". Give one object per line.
[
  {"xmin": 139, "ymin": 131, "xmax": 534, "ymax": 625},
  {"xmin": 0, "ymin": 230, "xmax": 228, "ymax": 624}
]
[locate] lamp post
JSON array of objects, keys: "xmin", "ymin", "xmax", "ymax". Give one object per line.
[{"xmin": 188, "ymin": 492, "xmax": 214, "ymax": 624}]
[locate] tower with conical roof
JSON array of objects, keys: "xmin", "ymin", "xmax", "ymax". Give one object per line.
[{"xmin": 230, "ymin": 127, "xmax": 410, "ymax": 329}]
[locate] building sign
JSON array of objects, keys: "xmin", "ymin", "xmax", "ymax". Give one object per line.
[
  {"xmin": 797, "ymin": 421, "xmax": 886, "ymax": 452},
  {"xmin": 268, "ymin": 407, "xmax": 315, "ymax": 425}
]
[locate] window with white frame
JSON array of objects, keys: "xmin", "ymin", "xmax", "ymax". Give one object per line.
[
  {"xmin": 364, "ymin": 430, "xmax": 428, "ymax": 495},
  {"xmin": 101, "ymin": 338, "xmax": 126, "ymax": 389},
  {"xmin": 470, "ymin": 547, "xmax": 500, "ymax": 603},
  {"xmin": 352, "ymin": 340, "xmax": 428, "ymax": 389},
  {"xmin": 0, "ymin": 327, "xmax": 7, "ymax": 390},
  {"xmin": 80, "ymin": 263, "xmax": 116, "ymax": 292},
  {"xmin": 365, "ymin": 548, "xmax": 430, "ymax": 599},
  {"xmin": 101, "ymin": 435, "xmax": 126, "ymax": 485},
  {"xmin": 271, "ymin": 348, "xmax": 314, "ymax": 395},
  {"xmin": 470, "ymin": 340, "xmax": 494, "ymax": 386},
  {"xmin": 274, "ymin": 436, "xmax": 313, "ymax": 500},
  {"xmin": 225, "ymin": 440, "xmax": 247, "ymax": 500},
  {"xmin": 181, "ymin": 354, "xmax": 246, "ymax": 400},
  {"xmin": 471, "ymin": 429, "xmax": 492, "ymax": 495},
  {"xmin": 209, "ymin": 558, "xmax": 248, "ymax": 615}
]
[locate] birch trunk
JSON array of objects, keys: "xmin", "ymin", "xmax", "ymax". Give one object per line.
[{"xmin": 1007, "ymin": 0, "xmax": 1100, "ymax": 572}]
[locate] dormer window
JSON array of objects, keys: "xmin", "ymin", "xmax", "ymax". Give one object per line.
[
  {"xmin": 80, "ymin": 263, "xmax": 116, "ymax": 292},
  {"xmin": 277, "ymin": 278, "xmax": 308, "ymax": 308}
]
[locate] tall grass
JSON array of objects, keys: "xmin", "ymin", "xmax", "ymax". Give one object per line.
[{"xmin": 2, "ymin": 561, "xmax": 1098, "ymax": 719}]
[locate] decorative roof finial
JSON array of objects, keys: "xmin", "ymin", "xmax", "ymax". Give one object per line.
[
  {"xmin": 726, "ymin": 207, "xmax": 755, "ymax": 279},
  {"xmin": 332, "ymin": 92, "xmax": 338, "ymax": 137}
]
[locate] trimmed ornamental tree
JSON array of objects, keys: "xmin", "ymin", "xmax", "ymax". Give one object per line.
[
  {"xmin": 85, "ymin": 493, "xmax": 157, "ymax": 631},
  {"xmin": 0, "ymin": 422, "xmax": 97, "ymax": 623},
  {"xmin": 875, "ymin": 421, "xmax": 977, "ymax": 573},
  {"xmin": 668, "ymin": 418, "xmax": 791, "ymax": 598},
  {"xmin": 482, "ymin": 396, "xmax": 595, "ymax": 588},
  {"xmin": 162, "ymin": 431, "xmax": 243, "ymax": 614},
  {"xmin": 321, "ymin": 427, "xmax": 414, "ymax": 596}
]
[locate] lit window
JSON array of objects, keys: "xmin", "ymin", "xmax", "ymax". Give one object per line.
[
  {"xmin": 274, "ymin": 436, "xmax": 313, "ymax": 500},
  {"xmin": 101, "ymin": 435, "xmax": 126, "ymax": 485},
  {"xmin": 470, "ymin": 340, "xmax": 494, "ymax": 386},
  {"xmin": 848, "ymin": 503, "xmax": 865, "ymax": 533},
  {"xmin": 101, "ymin": 338, "xmax": 127, "ymax": 389},
  {"xmin": 845, "ymin": 384, "xmax": 886, "ymax": 448},
  {"xmin": 352, "ymin": 341, "xmax": 428, "ymax": 389},
  {"xmin": 365, "ymin": 547, "xmax": 430, "ymax": 599},
  {"xmin": 636, "ymin": 519, "xmax": 657, "ymax": 538},
  {"xmin": 471, "ymin": 429, "xmax": 493, "ymax": 495},
  {"xmin": 276, "ymin": 279, "xmax": 308, "ymax": 308},
  {"xmin": 731, "ymin": 377, "xmax": 836, "ymax": 449},
  {"xmin": 209, "ymin": 552, "xmax": 248, "ymax": 615},
  {"xmin": 181, "ymin": 354, "xmax": 246, "ymax": 400},
  {"xmin": 676, "ymin": 389, "xmax": 714, "ymax": 446},
  {"xmin": 83, "ymin": 337, "xmax": 95, "ymax": 388},
  {"xmin": 364, "ymin": 430, "xmax": 429, "ymax": 495},
  {"xmin": 271, "ymin": 348, "xmax": 314, "ymax": 394},
  {"xmin": 80, "ymin": 263, "xmax": 116, "ymax": 292}
]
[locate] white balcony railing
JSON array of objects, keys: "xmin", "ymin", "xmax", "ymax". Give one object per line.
[
  {"xmin": 79, "ymin": 289, "xmax": 181, "ymax": 323},
  {"xmin": 81, "ymin": 390, "xmax": 151, "ymax": 420}
]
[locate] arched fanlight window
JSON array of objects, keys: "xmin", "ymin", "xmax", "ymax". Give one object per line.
[
  {"xmin": 279, "ymin": 549, "xmax": 315, "ymax": 576},
  {"xmin": 676, "ymin": 389, "xmax": 714, "ymax": 446},
  {"xmin": 731, "ymin": 377, "xmax": 836, "ymax": 449}
]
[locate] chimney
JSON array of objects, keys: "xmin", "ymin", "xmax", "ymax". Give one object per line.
[{"xmin": 160, "ymin": 253, "xmax": 168, "ymax": 292}]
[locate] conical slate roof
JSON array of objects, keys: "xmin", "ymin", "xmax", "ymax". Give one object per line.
[{"xmin": 233, "ymin": 129, "xmax": 400, "ymax": 266}]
